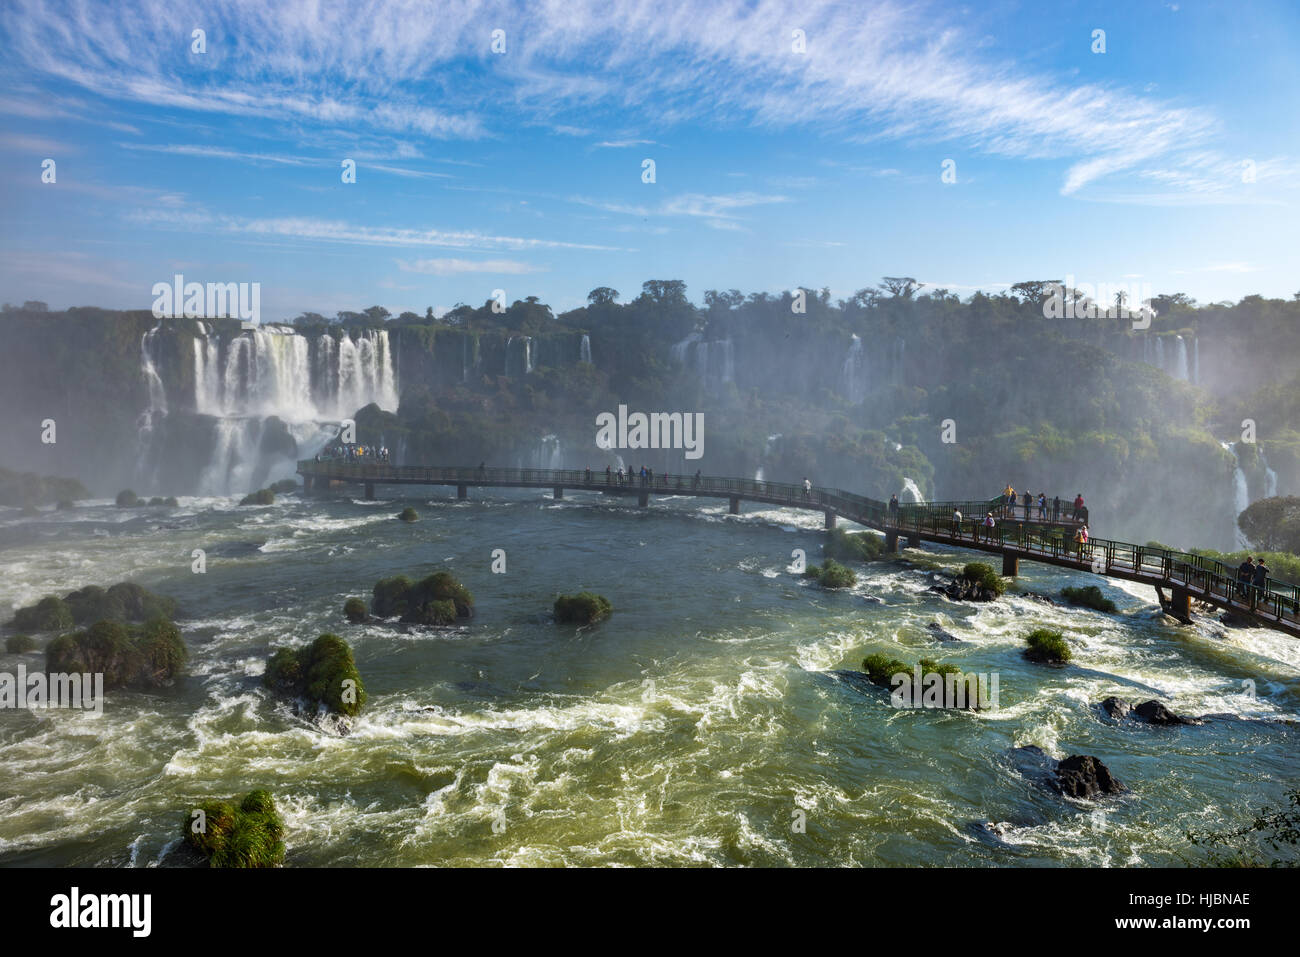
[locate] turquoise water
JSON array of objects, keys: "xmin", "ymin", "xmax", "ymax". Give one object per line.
[{"xmin": 0, "ymin": 488, "xmax": 1296, "ymax": 866}]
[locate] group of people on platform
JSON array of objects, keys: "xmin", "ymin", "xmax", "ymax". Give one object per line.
[
  {"xmin": 944, "ymin": 505, "xmax": 1091, "ymax": 558},
  {"xmin": 999, "ymin": 484, "xmax": 1088, "ymax": 524},
  {"xmin": 595, "ymin": 465, "xmax": 704, "ymax": 491},
  {"xmin": 316, "ymin": 443, "xmax": 390, "ymax": 463},
  {"xmin": 1236, "ymin": 556, "xmax": 1272, "ymax": 602}
]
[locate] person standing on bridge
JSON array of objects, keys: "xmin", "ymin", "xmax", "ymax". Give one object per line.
[
  {"xmin": 1236, "ymin": 557, "xmax": 1255, "ymax": 600},
  {"xmin": 1002, "ymin": 483, "xmax": 1015, "ymax": 518},
  {"xmin": 694, "ymin": 470, "xmax": 701, "ymax": 489},
  {"xmin": 1252, "ymin": 558, "xmax": 1270, "ymax": 604},
  {"xmin": 1074, "ymin": 524, "xmax": 1089, "ymax": 561},
  {"xmin": 981, "ymin": 511, "xmax": 996, "ymax": 543},
  {"xmin": 1022, "ymin": 490, "xmax": 1032, "ymax": 520},
  {"xmin": 889, "ymin": 493, "xmax": 899, "ymax": 516},
  {"xmin": 605, "ymin": 465, "xmax": 612, "ymax": 485},
  {"xmin": 803, "ymin": 478, "xmax": 812, "ymax": 499},
  {"xmin": 1052, "ymin": 495, "xmax": 1061, "ymax": 521},
  {"xmin": 1037, "ymin": 493, "xmax": 1047, "ymax": 520},
  {"xmin": 1072, "ymin": 493, "xmax": 1085, "ymax": 521},
  {"xmin": 951, "ymin": 507, "xmax": 962, "ymax": 538}
]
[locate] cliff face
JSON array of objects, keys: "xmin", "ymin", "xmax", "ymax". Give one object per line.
[{"xmin": 0, "ymin": 299, "xmax": 1292, "ymax": 553}]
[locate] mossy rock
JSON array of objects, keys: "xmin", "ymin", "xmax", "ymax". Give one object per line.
[
  {"xmin": 264, "ymin": 634, "xmax": 366, "ymax": 717},
  {"xmin": 961, "ymin": 562, "xmax": 1006, "ymax": 596},
  {"xmin": 9, "ymin": 595, "xmax": 74, "ymax": 632},
  {"xmin": 115, "ymin": 489, "xmax": 139, "ymax": 508},
  {"xmin": 269, "ymin": 479, "xmax": 299, "ymax": 494},
  {"xmin": 239, "ymin": 488, "xmax": 275, "ymax": 506},
  {"xmin": 824, "ymin": 527, "xmax": 885, "ymax": 562},
  {"xmin": 5, "ymin": 634, "xmax": 36, "ymax": 653},
  {"xmin": 182, "ymin": 789, "xmax": 285, "ymax": 868},
  {"xmin": 1024, "ymin": 628, "xmax": 1073, "ymax": 664},
  {"xmin": 371, "ymin": 575, "xmax": 414, "ymax": 618},
  {"xmin": 554, "ymin": 592, "xmax": 612, "ymax": 624},
  {"xmin": 55, "ymin": 499, "xmax": 77, "ymax": 510},
  {"xmin": 343, "ymin": 597, "xmax": 368, "ymax": 623},
  {"xmin": 1061, "ymin": 585, "xmax": 1118, "ymax": 613},
  {"xmin": 398, "ymin": 506, "xmax": 419, "ymax": 522},
  {"xmin": 46, "ymin": 617, "xmax": 187, "ymax": 690},
  {"xmin": 861, "ymin": 653, "xmax": 910, "ymax": 686},
  {"xmin": 60, "ymin": 581, "xmax": 176, "ymax": 626},
  {"xmin": 816, "ymin": 559, "xmax": 857, "ymax": 589}
]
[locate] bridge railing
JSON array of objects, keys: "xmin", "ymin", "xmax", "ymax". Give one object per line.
[{"xmin": 297, "ymin": 460, "xmax": 1300, "ymax": 627}]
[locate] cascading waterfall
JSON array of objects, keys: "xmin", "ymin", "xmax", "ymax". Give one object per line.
[
  {"xmin": 1261, "ymin": 448, "xmax": 1279, "ymax": 498},
  {"xmin": 1191, "ymin": 336, "xmax": 1200, "ymax": 384},
  {"xmin": 506, "ymin": 336, "xmax": 534, "ymax": 376},
  {"xmin": 1155, "ymin": 336, "xmax": 1165, "ymax": 372},
  {"xmin": 901, "ymin": 477, "xmax": 925, "ymax": 504},
  {"xmin": 147, "ymin": 325, "xmax": 399, "ymax": 495},
  {"xmin": 672, "ymin": 333, "xmax": 734, "ymax": 391},
  {"xmin": 135, "ymin": 326, "xmax": 169, "ymax": 488},
  {"xmin": 1223, "ymin": 441, "xmax": 1251, "ymax": 549},
  {"xmin": 1173, "ymin": 335, "xmax": 1189, "ymax": 381},
  {"xmin": 842, "ymin": 335, "xmax": 867, "ymax": 404},
  {"xmin": 579, "ymin": 334, "xmax": 592, "ymax": 365}
]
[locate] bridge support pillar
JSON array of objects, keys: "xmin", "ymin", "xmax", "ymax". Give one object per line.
[
  {"xmin": 301, "ymin": 475, "xmax": 312, "ymax": 493},
  {"xmin": 1169, "ymin": 586, "xmax": 1192, "ymax": 624},
  {"xmin": 1002, "ymin": 553, "xmax": 1019, "ymax": 577},
  {"xmin": 907, "ymin": 535, "xmax": 920, "ymax": 549},
  {"xmin": 638, "ymin": 491, "xmax": 649, "ymax": 507},
  {"xmin": 729, "ymin": 496, "xmax": 740, "ymax": 515},
  {"xmin": 364, "ymin": 482, "xmax": 375, "ymax": 500},
  {"xmin": 824, "ymin": 511, "xmax": 836, "ymax": 529},
  {"xmin": 457, "ymin": 484, "xmax": 467, "ymax": 500},
  {"xmin": 553, "ymin": 487, "xmax": 563, "ymax": 500},
  {"xmin": 885, "ymin": 532, "xmax": 899, "ymax": 553}
]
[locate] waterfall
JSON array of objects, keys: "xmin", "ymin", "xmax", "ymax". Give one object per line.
[
  {"xmin": 1191, "ymin": 336, "xmax": 1200, "ymax": 384},
  {"xmin": 1173, "ymin": 335, "xmax": 1189, "ymax": 381},
  {"xmin": 1262, "ymin": 448, "xmax": 1279, "ymax": 498},
  {"xmin": 1223, "ymin": 442, "xmax": 1251, "ymax": 548},
  {"xmin": 901, "ymin": 477, "xmax": 925, "ymax": 504},
  {"xmin": 1155, "ymin": 336, "xmax": 1165, "ymax": 372},
  {"xmin": 143, "ymin": 325, "xmax": 398, "ymax": 495},
  {"xmin": 842, "ymin": 334, "xmax": 867, "ymax": 404},
  {"xmin": 528, "ymin": 434, "xmax": 563, "ymax": 470},
  {"xmin": 135, "ymin": 326, "xmax": 169, "ymax": 488},
  {"xmin": 754, "ymin": 468, "xmax": 765, "ymax": 482},
  {"xmin": 506, "ymin": 336, "xmax": 534, "ymax": 376},
  {"xmin": 672, "ymin": 334, "xmax": 733, "ymax": 391},
  {"xmin": 579, "ymin": 334, "xmax": 592, "ymax": 365}
]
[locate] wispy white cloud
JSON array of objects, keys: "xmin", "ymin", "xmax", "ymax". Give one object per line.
[{"xmin": 397, "ymin": 258, "xmax": 544, "ymax": 275}]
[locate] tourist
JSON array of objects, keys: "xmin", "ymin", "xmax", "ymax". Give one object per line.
[
  {"xmin": 605, "ymin": 465, "xmax": 612, "ymax": 484},
  {"xmin": 888, "ymin": 492, "xmax": 899, "ymax": 516},
  {"xmin": 694, "ymin": 470, "xmax": 701, "ymax": 489},
  {"xmin": 1072, "ymin": 493, "xmax": 1085, "ymax": 521},
  {"xmin": 951, "ymin": 507, "xmax": 962, "ymax": 537},
  {"xmin": 584, "ymin": 467, "xmax": 591, "ymax": 483},
  {"xmin": 1074, "ymin": 524, "xmax": 1089, "ymax": 560},
  {"xmin": 1052, "ymin": 495, "xmax": 1061, "ymax": 521},
  {"xmin": 1253, "ymin": 558, "xmax": 1270, "ymax": 603},
  {"xmin": 803, "ymin": 478, "xmax": 812, "ymax": 499},
  {"xmin": 1236, "ymin": 557, "xmax": 1255, "ymax": 600},
  {"xmin": 1022, "ymin": 490, "xmax": 1032, "ymax": 520},
  {"xmin": 1037, "ymin": 493, "xmax": 1047, "ymax": 520},
  {"xmin": 617, "ymin": 466, "xmax": 624, "ymax": 485},
  {"xmin": 647, "ymin": 467, "xmax": 653, "ymax": 486}
]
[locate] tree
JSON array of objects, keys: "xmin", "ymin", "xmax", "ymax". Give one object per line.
[
  {"xmin": 703, "ymin": 289, "xmax": 743, "ymax": 311},
  {"xmin": 1237, "ymin": 496, "xmax": 1300, "ymax": 553},
  {"xmin": 879, "ymin": 277, "xmax": 923, "ymax": 300},
  {"xmin": 363, "ymin": 305, "xmax": 391, "ymax": 323},
  {"xmin": 638, "ymin": 279, "xmax": 688, "ymax": 307},
  {"xmin": 426, "ymin": 306, "xmax": 434, "ymax": 320},
  {"xmin": 292, "ymin": 312, "xmax": 327, "ymax": 326},
  {"xmin": 21, "ymin": 300, "xmax": 49, "ymax": 312},
  {"xmin": 587, "ymin": 287, "xmax": 620, "ymax": 306}
]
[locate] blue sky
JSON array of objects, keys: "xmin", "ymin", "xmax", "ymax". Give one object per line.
[{"xmin": 2, "ymin": 0, "xmax": 1298, "ymax": 319}]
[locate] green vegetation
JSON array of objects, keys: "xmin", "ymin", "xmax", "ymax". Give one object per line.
[
  {"xmin": 9, "ymin": 595, "xmax": 73, "ymax": 632},
  {"xmin": 1187, "ymin": 786, "xmax": 1300, "ymax": 867},
  {"xmin": 1061, "ymin": 585, "xmax": 1118, "ymax": 613},
  {"xmin": 0, "ymin": 468, "xmax": 89, "ymax": 509},
  {"xmin": 803, "ymin": 558, "xmax": 857, "ymax": 589},
  {"xmin": 824, "ymin": 527, "xmax": 886, "ymax": 562},
  {"xmin": 115, "ymin": 489, "xmax": 139, "ymax": 508},
  {"xmin": 239, "ymin": 488, "xmax": 276, "ymax": 506},
  {"xmin": 858, "ymin": 653, "xmax": 985, "ymax": 708},
  {"xmin": 370, "ymin": 571, "xmax": 474, "ymax": 625},
  {"xmin": 554, "ymin": 592, "xmax": 612, "ymax": 624},
  {"xmin": 961, "ymin": 562, "xmax": 1005, "ymax": 596},
  {"xmin": 182, "ymin": 789, "xmax": 286, "ymax": 868},
  {"xmin": 264, "ymin": 634, "xmax": 367, "ymax": 717},
  {"xmin": 46, "ymin": 618, "xmax": 187, "ymax": 690},
  {"xmin": 1024, "ymin": 628, "xmax": 1073, "ymax": 664},
  {"xmin": 11, "ymin": 581, "xmax": 177, "ymax": 631},
  {"xmin": 343, "ymin": 597, "xmax": 368, "ymax": 623},
  {"xmin": 398, "ymin": 506, "xmax": 419, "ymax": 522},
  {"xmin": 5, "ymin": 634, "xmax": 36, "ymax": 653},
  {"xmin": 269, "ymin": 479, "xmax": 299, "ymax": 494},
  {"xmin": 861, "ymin": 653, "xmax": 911, "ymax": 686}
]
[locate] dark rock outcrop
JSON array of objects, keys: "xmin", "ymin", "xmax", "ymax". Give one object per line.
[
  {"xmin": 1100, "ymin": 696, "xmax": 1131, "ymax": 720},
  {"xmin": 926, "ymin": 622, "xmax": 962, "ymax": 643},
  {"xmin": 1054, "ymin": 755, "xmax": 1126, "ymax": 798},
  {"xmin": 1098, "ymin": 696, "xmax": 1202, "ymax": 725}
]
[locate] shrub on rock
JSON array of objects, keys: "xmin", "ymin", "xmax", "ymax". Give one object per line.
[
  {"xmin": 961, "ymin": 562, "xmax": 1005, "ymax": 596},
  {"xmin": 554, "ymin": 592, "xmax": 612, "ymax": 624},
  {"xmin": 804, "ymin": 558, "xmax": 856, "ymax": 589},
  {"xmin": 45, "ymin": 618, "xmax": 187, "ymax": 690},
  {"xmin": 398, "ymin": 506, "xmax": 418, "ymax": 522},
  {"xmin": 6, "ymin": 634, "xmax": 36, "ymax": 653},
  {"xmin": 371, "ymin": 571, "xmax": 473, "ymax": 624},
  {"xmin": 182, "ymin": 789, "xmax": 286, "ymax": 868},
  {"xmin": 1061, "ymin": 585, "xmax": 1117, "ymax": 613},
  {"xmin": 1024, "ymin": 628, "xmax": 1072, "ymax": 664},
  {"xmin": 343, "ymin": 597, "xmax": 368, "ymax": 623},
  {"xmin": 239, "ymin": 488, "xmax": 275, "ymax": 506},
  {"xmin": 264, "ymin": 634, "xmax": 366, "ymax": 717},
  {"xmin": 9, "ymin": 595, "xmax": 74, "ymax": 632},
  {"xmin": 269, "ymin": 479, "xmax": 299, "ymax": 494},
  {"xmin": 371, "ymin": 575, "xmax": 414, "ymax": 618},
  {"xmin": 115, "ymin": 489, "xmax": 139, "ymax": 508}
]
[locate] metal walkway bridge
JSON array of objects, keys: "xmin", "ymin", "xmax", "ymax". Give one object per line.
[{"xmin": 298, "ymin": 460, "xmax": 1300, "ymax": 638}]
